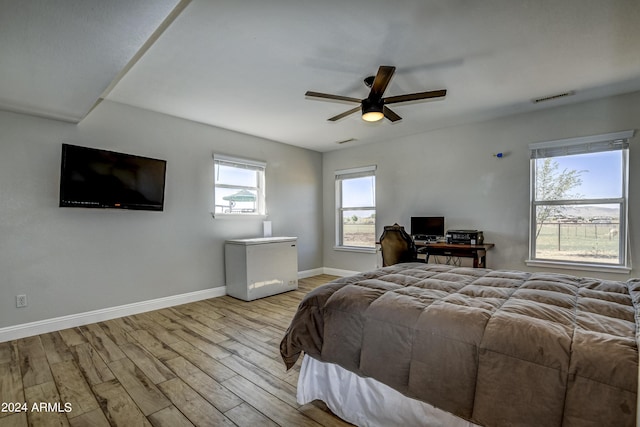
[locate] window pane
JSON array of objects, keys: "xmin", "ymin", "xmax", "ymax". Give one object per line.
[
  {"xmin": 215, "ymin": 163, "xmax": 258, "ymax": 187},
  {"xmin": 214, "ymin": 187, "xmax": 258, "ymax": 214},
  {"xmin": 342, "ymin": 176, "xmax": 375, "ymax": 208},
  {"xmin": 341, "ymin": 210, "xmax": 376, "ymax": 248},
  {"xmin": 534, "ymin": 151, "xmax": 622, "ymax": 201},
  {"xmin": 534, "ymin": 204, "xmax": 620, "ymax": 264}
]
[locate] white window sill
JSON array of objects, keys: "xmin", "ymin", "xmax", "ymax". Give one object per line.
[
  {"xmin": 525, "ymin": 259, "xmax": 631, "ymax": 275},
  {"xmin": 210, "ymin": 212, "xmax": 267, "ymax": 219},
  {"xmin": 334, "ymin": 246, "xmax": 377, "ymax": 254}
]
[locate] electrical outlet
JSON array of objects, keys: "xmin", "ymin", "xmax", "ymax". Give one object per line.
[{"xmin": 16, "ymin": 294, "xmax": 27, "ymax": 308}]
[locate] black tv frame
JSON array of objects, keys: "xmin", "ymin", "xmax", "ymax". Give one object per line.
[{"xmin": 59, "ymin": 143, "xmax": 167, "ymax": 211}]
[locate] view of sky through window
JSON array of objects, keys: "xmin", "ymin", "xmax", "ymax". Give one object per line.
[
  {"xmin": 551, "ymin": 151, "xmax": 622, "ymax": 199},
  {"xmin": 342, "ymin": 176, "xmax": 375, "ymax": 206}
]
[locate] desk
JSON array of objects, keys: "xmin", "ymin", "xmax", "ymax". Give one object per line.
[{"xmin": 415, "ymin": 242, "xmax": 495, "ymax": 268}]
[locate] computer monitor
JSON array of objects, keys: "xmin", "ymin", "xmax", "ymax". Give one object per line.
[{"xmin": 410, "ymin": 216, "xmax": 445, "ymax": 239}]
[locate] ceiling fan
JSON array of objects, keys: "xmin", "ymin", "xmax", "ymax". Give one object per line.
[{"xmin": 305, "ymin": 65, "xmax": 447, "ymax": 123}]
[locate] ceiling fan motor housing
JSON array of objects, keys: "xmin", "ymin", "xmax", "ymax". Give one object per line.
[
  {"xmin": 362, "ymin": 97, "xmax": 383, "ymax": 114},
  {"xmin": 361, "ymin": 97, "xmax": 384, "ymax": 121}
]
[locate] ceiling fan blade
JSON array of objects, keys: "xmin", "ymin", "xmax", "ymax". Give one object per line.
[
  {"xmin": 328, "ymin": 106, "xmax": 361, "ymax": 121},
  {"xmin": 384, "ymin": 89, "xmax": 447, "ymax": 104},
  {"xmin": 383, "ymin": 106, "xmax": 402, "ymax": 122},
  {"xmin": 305, "ymin": 91, "xmax": 361, "ymax": 103},
  {"xmin": 369, "ymin": 66, "xmax": 396, "ymax": 98}
]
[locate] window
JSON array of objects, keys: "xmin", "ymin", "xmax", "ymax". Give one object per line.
[
  {"xmin": 213, "ymin": 154, "xmax": 266, "ymax": 216},
  {"xmin": 335, "ymin": 166, "xmax": 376, "ymax": 250},
  {"xmin": 528, "ymin": 130, "xmax": 634, "ymax": 271}
]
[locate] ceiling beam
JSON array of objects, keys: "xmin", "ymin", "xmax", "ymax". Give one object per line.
[{"xmin": 82, "ymin": 0, "xmax": 192, "ymax": 120}]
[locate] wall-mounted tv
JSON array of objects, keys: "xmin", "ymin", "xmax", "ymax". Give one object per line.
[
  {"xmin": 59, "ymin": 144, "xmax": 166, "ymax": 211},
  {"xmin": 411, "ymin": 216, "xmax": 445, "ymax": 238}
]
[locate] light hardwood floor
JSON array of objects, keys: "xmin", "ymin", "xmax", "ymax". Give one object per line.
[{"xmin": 0, "ymin": 275, "xmax": 352, "ymax": 427}]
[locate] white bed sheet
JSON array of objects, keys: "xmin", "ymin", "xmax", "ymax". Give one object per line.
[{"xmin": 297, "ymin": 355, "xmax": 481, "ymax": 427}]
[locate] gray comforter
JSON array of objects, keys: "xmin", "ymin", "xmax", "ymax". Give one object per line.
[{"xmin": 280, "ymin": 263, "xmax": 639, "ymax": 426}]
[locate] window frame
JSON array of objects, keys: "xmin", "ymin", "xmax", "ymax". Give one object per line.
[
  {"xmin": 335, "ymin": 165, "xmax": 377, "ymax": 252},
  {"xmin": 213, "ymin": 154, "xmax": 266, "ymax": 218},
  {"xmin": 526, "ymin": 130, "xmax": 634, "ymax": 273}
]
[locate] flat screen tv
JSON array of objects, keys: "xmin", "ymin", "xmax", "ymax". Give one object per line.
[
  {"xmin": 411, "ymin": 216, "xmax": 445, "ymax": 238},
  {"xmin": 59, "ymin": 144, "xmax": 166, "ymax": 211}
]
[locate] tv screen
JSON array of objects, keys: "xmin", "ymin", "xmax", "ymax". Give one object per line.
[
  {"xmin": 59, "ymin": 144, "xmax": 166, "ymax": 211},
  {"xmin": 411, "ymin": 216, "xmax": 445, "ymax": 237}
]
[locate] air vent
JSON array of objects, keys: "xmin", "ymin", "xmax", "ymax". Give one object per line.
[
  {"xmin": 532, "ymin": 91, "xmax": 575, "ymax": 104},
  {"xmin": 335, "ymin": 138, "xmax": 356, "ymax": 145}
]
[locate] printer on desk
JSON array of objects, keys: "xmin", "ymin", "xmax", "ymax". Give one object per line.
[{"xmin": 446, "ymin": 230, "xmax": 484, "ymax": 245}]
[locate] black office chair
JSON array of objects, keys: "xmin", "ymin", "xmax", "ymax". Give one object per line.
[{"xmin": 379, "ymin": 223, "xmax": 418, "ymax": 266}]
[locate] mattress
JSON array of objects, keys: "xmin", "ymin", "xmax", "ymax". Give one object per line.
[{"xmin": 298, "ymin": 355, "xmax": 480, "ymax": 427}]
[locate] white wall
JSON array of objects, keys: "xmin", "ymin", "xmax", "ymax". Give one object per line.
[
  {"xmin": 322, "ymin": 91, "xmax": 640, "ymax": 279},
  {"xmin": 5, "ymin": 91, "xmax": 640, "ymax": 332},
  {"xmin": 0, "ymin": 100, "xmax": 323, "ymax": 329}
]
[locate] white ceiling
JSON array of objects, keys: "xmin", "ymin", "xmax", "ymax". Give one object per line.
[{"xmin": 2, "ymin": 0, "xmax": 640, "ymax": 152}]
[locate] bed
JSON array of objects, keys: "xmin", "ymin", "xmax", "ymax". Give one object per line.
[{"xmin": 280, "ymin": 263, "xmax": 639, "ymax": 426}]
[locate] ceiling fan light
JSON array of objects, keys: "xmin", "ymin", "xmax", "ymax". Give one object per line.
[
  {"xmin": 362, "ymin": 111, "xmax": 384, "ymax": 122},
  {"xmin": 362, "ymin": 99, "xmax": 384, "ymax": 122}
]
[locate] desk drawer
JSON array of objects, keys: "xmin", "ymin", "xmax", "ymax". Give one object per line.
[{"xmin": 428, "ymin": 248, "xmax": 479, "ymax": 258}]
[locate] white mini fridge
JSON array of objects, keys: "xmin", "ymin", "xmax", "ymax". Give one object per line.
[{"xmin": 225, "ymin": 236, "xmax": 298, "ymax": 301}]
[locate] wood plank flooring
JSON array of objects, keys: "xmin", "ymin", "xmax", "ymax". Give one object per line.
[{"xmin": 0, "ymin": 275, "xmax": 352, "ymax": 427}]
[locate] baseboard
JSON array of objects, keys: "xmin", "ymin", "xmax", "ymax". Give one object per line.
[
  {"xmin": 300, "ymin": 267, "xmax": 361, "ymax": 278},
  {"xmin": 0, "ymin": 286, "xmax": 227, "ymax": 343},
  {"xmin": 323, "ymin": 267, "xmax": 361, "ymax": 277},
  {"xmin": 1, "ymin": 267, "xmax": 361, "ymax": 343},
  {"xmin": 298, "ymin": 268, "xmax": 324, "ymax": 279}
]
